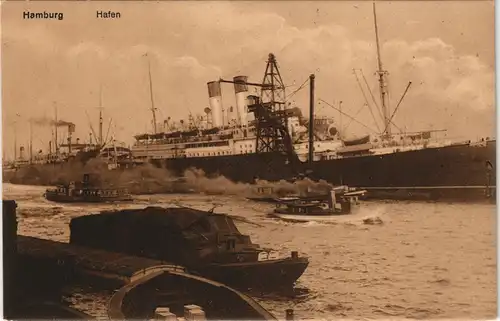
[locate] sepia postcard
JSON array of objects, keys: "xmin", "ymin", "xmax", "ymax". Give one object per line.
[{"xmin": 1, "ymin": 1, "xmax": 497, "ymax": 320}]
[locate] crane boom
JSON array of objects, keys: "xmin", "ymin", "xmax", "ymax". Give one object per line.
[{"xmin": 218, "ymin": 78, "xmax": 274, "ymax": 88}]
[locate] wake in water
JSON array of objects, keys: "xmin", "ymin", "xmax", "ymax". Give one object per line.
[{"xmin": 3, "ymin": 158, "xmax": 334, "ymax": 197}]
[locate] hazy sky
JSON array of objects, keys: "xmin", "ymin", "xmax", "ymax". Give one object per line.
[{"xmin": 1, "ymin": 0, "xmax": 495, "ymax": 158}]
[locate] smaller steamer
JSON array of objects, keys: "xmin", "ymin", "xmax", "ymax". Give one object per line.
[
  {"xmin": 268, "ymin": 186, "xmax": 367, "ymax": 223},
  {"xmin": 44, "ymin": 173, "xmax": 132, "ymax": 203}
]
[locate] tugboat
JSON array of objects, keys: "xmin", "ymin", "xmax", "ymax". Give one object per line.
[
  {"xmin": 247, "ymin": 186, "xmax": 280, "ymax": 203},
  {"xmin": 268, "ymin": 186, "xmax": 367, "ymax": 223},
  {"xmin": 69, "ymin": 206, "xmax": 309, "ymax": 291},
  {"xmin": 247, "ymin": 184, "xmax": 332, "ymax": 204},
  {"xmin": 44, "ymin": 173, "xmax": 133, "ymax": 203}
]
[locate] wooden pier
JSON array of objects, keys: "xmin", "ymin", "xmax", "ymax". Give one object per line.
[{"xmin": 17, "ymin": 235, "xmax": 186, "ymax": 287}]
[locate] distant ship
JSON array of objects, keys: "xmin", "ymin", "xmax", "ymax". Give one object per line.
[{"xmin": 3, "ymin": 105, "xmax": 132, "ymax": 182}]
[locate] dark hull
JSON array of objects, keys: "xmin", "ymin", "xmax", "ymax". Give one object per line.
[
  {"xmin": 44, "ymin": 193, "xmax": 133, "ymax": 203},
  {"xmin": 2, "ymin": 149, "xmax": 101, "ymax": 184},
  {"xmin": 155, "ymin": 140, "xmax": 496, "ymax": 202},
  {"xmin": 246, "ymin": 197, "xmax": 279, "ymax": 203},
  {"xmin": 11, "ymin": 301, "xmax": 91, "ymax": 320},
  {"xmin": 108, "ymin": 269, "xmax": 277, "ymax": 320},
  {"xmin": 194, "ymin": 257, "xmax": 309, "ymax": 291}
]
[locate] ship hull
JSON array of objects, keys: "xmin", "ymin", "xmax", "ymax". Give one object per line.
[
  {"xmin": 155, "ymin": 140, "xmax": 496, "ymax": 202},
  {"xmin": 196, "ymin": 257, "xmax": 310, "ymax": 291},
  {"xmin": 44, "ymin": 192, "xmax": 133, "ymax": 203}
]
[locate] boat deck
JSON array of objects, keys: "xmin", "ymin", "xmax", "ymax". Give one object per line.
[{"xmin": 17, "ymin": 236, "xmax": 185, "ymax": 284}]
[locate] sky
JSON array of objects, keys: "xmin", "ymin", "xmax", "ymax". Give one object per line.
[{"xmin": 1, "ymin": 0, "xmax": 495, "ymax": 159}]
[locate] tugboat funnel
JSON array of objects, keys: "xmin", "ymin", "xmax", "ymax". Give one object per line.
[{"xmin": 329, "ymin": 189, "xmax": 337, "ymax": 208}]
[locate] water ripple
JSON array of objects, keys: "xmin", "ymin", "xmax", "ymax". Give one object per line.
[{"xmin": 3, "ymin": 183, "xmax": 497, "ymax": 320}]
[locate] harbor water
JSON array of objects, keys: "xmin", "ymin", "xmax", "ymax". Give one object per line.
[{"xmin": 3, "ymin": 183, "xmax": 497, "ymax": 320}]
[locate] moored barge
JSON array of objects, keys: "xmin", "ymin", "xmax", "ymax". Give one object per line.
[{"xmin": 69, "ymin": 206, "xmax": 309, "ymax": 291}]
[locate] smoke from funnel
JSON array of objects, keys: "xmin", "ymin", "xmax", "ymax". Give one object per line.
[{"xmin": 31, "ymin": 116, "xmax": 75, "ymax": 128}]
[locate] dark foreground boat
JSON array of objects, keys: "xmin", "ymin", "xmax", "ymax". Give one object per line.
[
  {"xmin": 44, "ymin": 173, "xmax": 132, "ymax": 203},
  {"xmin": 69, "ymin": 206, "xmax": 309, "ymax": 291},
  {"xmin": 5, "ymin": 199, "xmax": 277, "ymax": 320},
  {"xmin": 107, "ymin": 266, "xmax": 278, "ymax": 320},
  {"xmin": 3, "ymin": 200, "xmax": 92, "ymax": 320}
]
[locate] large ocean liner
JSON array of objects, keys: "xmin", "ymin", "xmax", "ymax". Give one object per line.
[{"xmin": 128, "ymin": 4, "xmax": 495, "ymax": 201}]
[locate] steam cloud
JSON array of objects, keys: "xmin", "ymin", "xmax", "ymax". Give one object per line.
[{"xmin": 3, "ymin": 158, "xmax": 333, "ymax": 197}]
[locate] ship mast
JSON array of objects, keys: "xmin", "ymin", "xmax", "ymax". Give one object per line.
[
  {"xmin": 13, "ymin": 126, "xmax": 17, "ymax": 160},
  {"xmin": 373, "ymin": 1, "xmax": 391, "ymax": 137},
  {"xmin": 29, "ymin": 119, "xmax": 33, "ymax": 163},
  {"xmin": 54, "ymin": 104, "xmax": 58, "ymax": 155},
  {"xmin": 146, "ymin": 53, "xmax": 158, "ymax": 134},
  {"xmin": 308, "ymin": 74, "xmax": 315, "ymax": 166},
  {"xmin": 98, "ymin": 85, "xmax": 104, "ymax": 147}
]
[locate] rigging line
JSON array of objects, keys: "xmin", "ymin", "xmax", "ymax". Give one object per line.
[
  {"xmin": 344, "ymin": 103, "xmax": 369, "ymax": 132},
  {"xmin": 104, "ymin": 118, "xmax": 113, "ymax": 146},
  {"xmin": 285, "ymin": 77, "xmax": 309, "ymax": 101},
  {"xmin": 360, "ymin": 69, "xmax": 384, "ymax": 123},
  {"xmin": 84, "ymin": 110, "xmax": 98, "ymax": 141},
  {"xmin": 385, "ymin": 115, "xmax": 403, "ymax": 134},
  {"xmin": 220, "ymin": 52, "xmax": 271, "ymax": 81},
  {"xmin": 353, "ymin": 69, "xmax": 381, "ymax": 133},
  {"xmin": 319, "ymin": 99, "xmax": 378, "ymax": 134},
  {"xmin": 385, "ymin": 70, "xmax": 392, "ymax": 117},
  {"xmin": 384, "ymin": 81, "xmax": 412, "ymax": 134}
]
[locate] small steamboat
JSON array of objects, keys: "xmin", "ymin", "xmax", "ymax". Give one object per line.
[
  {"xmin": 44, "ymin": 173, "xmax": 133, "ymax": 203},
  {"xmin": 268, "ymin": 186, "xmax": 367, "ymax": 223}
]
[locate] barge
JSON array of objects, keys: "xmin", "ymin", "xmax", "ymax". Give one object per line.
[{"xmin": 69, "ymin": 206, "xmax": 309, "ymax": 291}]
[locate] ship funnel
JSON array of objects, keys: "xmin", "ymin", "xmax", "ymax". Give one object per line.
[
  {"xmin": 207, "ymin": 81, "xmax": 223, "ymax": 128},
  {"xmin": 233, "ymin": 76, "xmax": 248, "ymax": 126}
]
